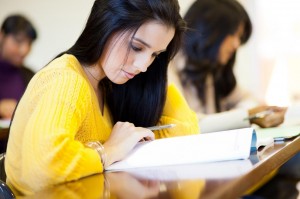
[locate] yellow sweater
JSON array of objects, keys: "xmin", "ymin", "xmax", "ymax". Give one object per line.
[{"xmin": 5, "ymin": 54, "xmax": 199, "ymax": 195}]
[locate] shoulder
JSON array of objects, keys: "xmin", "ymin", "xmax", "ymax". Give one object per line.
[
  {"xmin": 165, "ymin": 83, "xmax": 189, "ymax": 111},
  {"xmin": 28, "ymin": 55, "xmax": 90, "ymax": 95},
  {"xmin": 166, "ymin": 83, "xmax": 181, "ymax": 97},
  {"xmin": 34, "ymin": 54, "xmax": 85, "ymax": 82}
]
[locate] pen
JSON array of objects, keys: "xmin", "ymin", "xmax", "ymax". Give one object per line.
[
  {"xmin": 274, "ymin": 133, "xmax": 300, "ymax": 142},
  {"xmin": 274, "ymin": 137, "xmax": 286, "ymax": 142},
  {"xmin": 243, "ymin": 110, "xmax": 273, "ymax": 121},
  {"xmin": 146, "ymin": 124, "xmax": 176, "ymax": 131},
  {"xmin": 140, "ymin": 124, "xmax": 176, "ymax": 142}
]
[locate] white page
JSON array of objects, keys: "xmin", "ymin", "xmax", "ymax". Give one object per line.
[{"xmin": 106, "ymin": 128, "xmax": 254, "ymax": 171}]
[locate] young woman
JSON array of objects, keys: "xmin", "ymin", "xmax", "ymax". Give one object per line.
[
  {"xmin": 5, "ymin": 0, "xmax": 199, "ymax": 195},
  {"xmin": 169, "ymin": 0, "xmax": 286, "ymax": 133},
  {"xmin": 0, "ymin": 14, "xmax": 37, "ymax": 120}
]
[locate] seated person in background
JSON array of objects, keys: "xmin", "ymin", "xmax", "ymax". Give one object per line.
[
  {"xmin": 5, "ymin": 0, "xmax": 199, "ymax": 195},
  {"xmin": 169, "ymin": 0, "xmax": 286, "ymax": 133},
  {"xmin": 0, "ymin": 14, "xmax": 37, "ymax": 119}
]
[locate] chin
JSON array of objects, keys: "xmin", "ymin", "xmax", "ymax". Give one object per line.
[
  {"xmin": 111, "ymin": 79, "xmax": 129, "ymax": 85},
  {"xmin": 13, "ymin": 63, "xmax": 23, "ymax": 67},
  {"xmin": 11, "ymin": 58, "xmax": 24, "ymax": 66}
]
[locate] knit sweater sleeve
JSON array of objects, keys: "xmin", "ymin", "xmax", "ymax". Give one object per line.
[
  {"xmin": 155, "ymin": 83, "xmax": 200, "ymax": 138},
  {"xmin": 17, "ymin": 69, "xmax": 103, "ymax": 192}
]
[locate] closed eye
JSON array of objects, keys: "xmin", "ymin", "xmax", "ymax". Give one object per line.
[{"xmin": 131, "ymin": 44, "xmax": 142, "ymax": 52}]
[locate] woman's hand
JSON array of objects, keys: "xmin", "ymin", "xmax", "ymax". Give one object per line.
[
  {"xmin": 0, "ymin": 99, "xmax": 17, "ymax": 119},
  {"xmin": 103, "ymin": 122, "xmax": 155, "ymax": 167},
  {"xmin": 248, "ymin": 106, "xmax": 287, "ymax": 128}
]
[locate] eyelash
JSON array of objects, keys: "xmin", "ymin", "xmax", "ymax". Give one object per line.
[
  {"xmin": 131, "ymin": 44, "xmax": 159, "ymax": 58},
  {"xmin": 131, "ymin": 44, "xmax": 142, "ymax": 52}
]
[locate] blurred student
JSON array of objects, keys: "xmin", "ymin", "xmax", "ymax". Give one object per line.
[
  {"xmin": 169, "ymin": 0, "xmax": 286, "ymax": 133},
  {"xmin": 0, "ymin": 14, "xmax": 37, "ymax": 119},
  {"xmin": 5, "ymin": 0, "xmax": 199, "ymax": 195}
]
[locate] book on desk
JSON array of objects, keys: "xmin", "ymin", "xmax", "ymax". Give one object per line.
[
  {"xmin": 256, "ymin": 125, "xmax": 300, "ymax": 141},
  {"xmin": 106, "ymin": 128, "xmax": 257, "ymax": 171}
]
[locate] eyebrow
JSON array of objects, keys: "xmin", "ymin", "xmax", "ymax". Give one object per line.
[{"xmin": 133, "ymin": 37, "xmax": 166, "ymax": 53}]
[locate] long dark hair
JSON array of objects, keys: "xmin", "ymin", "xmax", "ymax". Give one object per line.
[
  {"xmin": 63, "ymin": 0, "xmax": 185, "ymax": 127},
  {"xmin": 180, "ymin": 0, "xmax": 252, "ymax": 112}
]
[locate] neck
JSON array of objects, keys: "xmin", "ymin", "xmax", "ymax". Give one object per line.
[
  {"xmin": 82, "ymin": 65, "xmax": 105, "ymax": 114},
  {"xmin": 83, "ymin": 65, "xmax": 104, "ymax": 90}
]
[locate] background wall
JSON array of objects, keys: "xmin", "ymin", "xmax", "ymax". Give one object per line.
[
  {"xmin": 0, "ymin": 0, "xmax": 94, "ymax": 69},
  {"xmin": 1, "ymin": 0, "xmax": 300, "ymax": 106}
]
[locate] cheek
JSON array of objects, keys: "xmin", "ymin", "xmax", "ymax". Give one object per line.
[
  {"xmin": 1, "ymin": 44, "xmax": 22, "ymax": 66},
  {"xmin": 102, "ymin": 59, "xmax": 124, "ymax": 82},
  {"xmin": 221, "ymin": 53, "xmax": 230, "ymax": 64},
  {"xmin": 217, "ymin": 49, "xmax": 227, "ymax": 65},
  {"xmin": 2, "ymin": 41, "xmax": 17, "ymax": 56},
  {"xmin": 218, "ymin": 40, "xmax": 231, "ymax": 63},
  {"xmin": 105, "ymin": 68, "xmax": 127, "ymax": 84},
  {"xmin": 103, "ymin": 47, "xmax": 128, "ymax": 69},
  {"xmin": 102, "ymin": 64, "xmax": 113, "ymax": 77}
]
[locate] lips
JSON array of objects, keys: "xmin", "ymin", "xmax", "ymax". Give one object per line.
[{"xmin": 122, "ymin": 70, "xmax": 136, "ymax": 79}]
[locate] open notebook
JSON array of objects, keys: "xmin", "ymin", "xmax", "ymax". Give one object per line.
[{"xmin": 106, "ymin": 128, "xmax": 257, "ymax": 171}]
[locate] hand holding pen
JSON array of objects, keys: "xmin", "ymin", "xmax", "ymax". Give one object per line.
[
  {"xmin": 146, "ymin": 124, "xmax": 176, "ymax": 131},
  {"xmin": 141, "ymin": 124, "xmax": 176, "ymax": 141},
  {"xmin": 245, "ymin": 106, "xmax": 287, "ymax": 128}
]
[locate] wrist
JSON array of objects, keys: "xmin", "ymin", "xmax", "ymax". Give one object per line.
[
  {"xmin": 102, "ymin": 143, "xmax": 115, "ymax": 167},
  {"xmin": 85, "ymin": 141, "xmax": 107, "ymax": 169}
]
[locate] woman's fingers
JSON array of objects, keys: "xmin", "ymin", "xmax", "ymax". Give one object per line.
[{"xmin": 104, "ymin": 122, "xmax": 155, "ymax": 166}]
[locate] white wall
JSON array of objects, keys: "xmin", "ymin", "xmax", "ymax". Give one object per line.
[{"xmin": 0, "ymin": 0, "xmax": 94, "ymax": 70}]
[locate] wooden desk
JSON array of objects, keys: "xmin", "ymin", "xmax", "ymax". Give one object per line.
[{"xmin": 21, "ymin": 137, "xmax": 300, "ymax": 199}]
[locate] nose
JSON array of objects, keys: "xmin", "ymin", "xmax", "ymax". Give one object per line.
[{"xmin": 133, "ymin": 55, "xmax": 154, "ymax": 73}]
